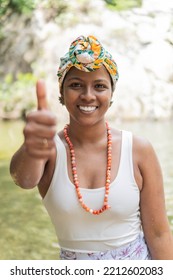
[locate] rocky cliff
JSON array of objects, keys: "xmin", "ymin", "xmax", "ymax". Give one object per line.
[{"xmin": 0, "ymin": 0, "xmax": 173, "ymax": 121}]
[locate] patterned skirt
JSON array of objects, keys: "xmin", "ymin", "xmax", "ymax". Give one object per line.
[{"xmin": 60, "ymin": 233, "xmax": 151, "ymax": 260}]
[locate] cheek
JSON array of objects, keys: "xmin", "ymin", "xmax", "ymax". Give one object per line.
[
  {"xmin": 63, "ymin": 90, "xmax": 71, "ymax": 102},
  {"xmin": 102, "ymin": 92, "xmax": 112, "ymax": 104},
  {"xmin": 63, "ymin": 91, "xmax": 78, "ymax": 109}
]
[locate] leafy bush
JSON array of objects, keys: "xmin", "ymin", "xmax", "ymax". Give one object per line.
[
  {"xmin": 0, "ymin": 0, "xmax": 35, "ymax": 16},
  {"xmin": 0, "ymin": 73, "xmax": 37, "ymax": 119},
  {"xmin": 0, "ymin": 0, "xmax": 68, "ymax": 17}
]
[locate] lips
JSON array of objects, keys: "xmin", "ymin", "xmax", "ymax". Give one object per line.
[{"xmin": 78, "ymin": 105, "xmax": 98, "ymax": 112}]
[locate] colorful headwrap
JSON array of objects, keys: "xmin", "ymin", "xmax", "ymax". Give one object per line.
[{"xmin": 57, "ymin": 35, "xmax": 119, "ymax": 93}]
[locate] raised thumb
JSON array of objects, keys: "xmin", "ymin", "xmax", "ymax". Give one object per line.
[{"xmin": 36, "ymin": 80, "xmax": 48, "ymax": 110}]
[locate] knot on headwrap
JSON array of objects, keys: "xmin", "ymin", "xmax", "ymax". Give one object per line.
[
  {"xmin": 69, "ymin": 35, "xmax": 105, "ymax": 66},
  {"xmin": 57, "ymin": 35, "xmax": 119, "ymax": 92}
]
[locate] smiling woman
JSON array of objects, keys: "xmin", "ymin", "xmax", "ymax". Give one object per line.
[
  {"xmin": 10, "ymin": 35, "xmax": 173, "ymax": 260},
  {"xmin": 61, "ymin": 66, "xmax": 112, "ymax": 127}
]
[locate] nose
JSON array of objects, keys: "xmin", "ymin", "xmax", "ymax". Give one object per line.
[{"xmin": 80, "ymin": 86, "xmax": 96, "ymax": 103}]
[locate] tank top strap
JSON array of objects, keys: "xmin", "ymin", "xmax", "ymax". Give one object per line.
[
  {"xmin": 117, "ymin": 130, "xmax": 136, "ymax": 184},
  {"xmin": 54, "ymin": 134, "xmax": 66, "ymax": 158},
  {"xmin": 47, "ymin": 134, "xmax": 68, "ymax": 193},
  {"xmin": 54, "ymin": 134, "xmax": 68, "ymax": 174}
]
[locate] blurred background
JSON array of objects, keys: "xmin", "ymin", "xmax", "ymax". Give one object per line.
[{"xmin": 0, "ymin": 0, "xmax": 173, "ymax": 259}]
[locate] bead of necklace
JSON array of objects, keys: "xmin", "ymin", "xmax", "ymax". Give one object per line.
[{"xmin": 63, "ymin": 122, "xmax": 112, "ymax": 215}]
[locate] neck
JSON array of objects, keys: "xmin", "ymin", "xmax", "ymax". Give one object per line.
[{"xmin": 67, "ymin": 119, "xmax": 107, "ymax": 145}]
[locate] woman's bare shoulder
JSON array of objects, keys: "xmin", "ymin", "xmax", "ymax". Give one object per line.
[
  {"xmin": 133, "ymin": 133, "xmax": 153, "ymax": 151},
  {"xmin": 133, "ymin": 133, "xmax": 156, "ymax": 158},
  {"xmin": 132, "ymin": 133, "xmax": 161, "ymax": 178}
]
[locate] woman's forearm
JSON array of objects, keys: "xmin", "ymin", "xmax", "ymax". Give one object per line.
[{"xmin": 10, "ymin": 144, "xmax": 47, "ymax": 189}]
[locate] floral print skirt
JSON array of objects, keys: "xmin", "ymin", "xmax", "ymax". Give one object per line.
[{"xmin": 60, "ymin": 232, "xmax": 151, "ymax": 260}]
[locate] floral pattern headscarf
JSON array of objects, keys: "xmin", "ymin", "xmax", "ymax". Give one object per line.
[{"xmin": 57, "ymin": 35, "xmax": 119, "ymax": 93}]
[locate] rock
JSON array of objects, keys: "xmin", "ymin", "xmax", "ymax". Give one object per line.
[
  {"xmin": 1, "ymin": 0, "xmax": 173, "ymax": 121},
  {"xmin": 142, "ymin": 0, "xmax": 173, "ymax": 12},
  {"xmin": 138, "ymin": 40, "xmax": 173, "ymax": 82}
]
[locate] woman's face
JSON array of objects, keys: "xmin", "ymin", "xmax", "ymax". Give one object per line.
[{"xmin": 62, "ymin": 66, "xmax": 113, "ymax": 126}]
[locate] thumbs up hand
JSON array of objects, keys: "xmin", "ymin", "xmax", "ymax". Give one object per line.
[
  {"xmin": 23, "ymin": 80, "xmax": 57, "ymax": 159},
  {"xmin": 36, "ymin": 80, "xmax": 49, "ymax": 110}
]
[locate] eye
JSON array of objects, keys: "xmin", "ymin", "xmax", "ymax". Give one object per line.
[
  {"xmin": 69, "ymin": 82, "xmax": 82, "ymax": 88},
  {"xmin": 95, "ymin": 84, "xmax": 107, "ymax": 90}
]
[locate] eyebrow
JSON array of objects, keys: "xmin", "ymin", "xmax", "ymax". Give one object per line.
[
  {"xmin": 66, "ymin": 77, "xmax": 83, "ymax": 81},
  {"xmin": 66, "ymin": 77, "xmax": 109, "ymax": 83}
]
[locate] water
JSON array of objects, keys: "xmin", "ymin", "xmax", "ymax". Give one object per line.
[
  {"xmin": 0, "ymin": 121, "xmax": 58, "ymax": 260},
  {"xmin": 0, "ymin": 120, "xmax": 173, "ymax": 259}
]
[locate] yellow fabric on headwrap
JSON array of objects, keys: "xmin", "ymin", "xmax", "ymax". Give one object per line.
[{"xmin": 57, "ymin": 35, "xmax": 119, "ymax": 91}]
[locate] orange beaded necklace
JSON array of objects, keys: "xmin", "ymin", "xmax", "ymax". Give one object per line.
[{"xmin": 63, "ymin": 122, "xmax": 112, "ymax": 215}]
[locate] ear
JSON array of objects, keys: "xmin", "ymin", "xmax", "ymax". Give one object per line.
[
  {"xmin": 109, "ymin": 100, "xmax": 114, "ymax": 107},
  {"xmin": 59, "ymin": 93, "xmax": 65, "ymax": 105}
]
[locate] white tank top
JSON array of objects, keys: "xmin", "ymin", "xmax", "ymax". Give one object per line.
[{"xmin": 43, "ymin": 130, "xmax": 141, "ymax": 253}]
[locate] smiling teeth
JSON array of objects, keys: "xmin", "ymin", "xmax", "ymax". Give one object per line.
[{"xmin": 79, "ymin": 106, "xmax": 97, "ymax": 112}]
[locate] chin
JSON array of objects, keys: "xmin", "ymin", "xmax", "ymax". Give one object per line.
[{"xmin": 71, "ymin": 117, "xmax": 105, "ymax": 127}]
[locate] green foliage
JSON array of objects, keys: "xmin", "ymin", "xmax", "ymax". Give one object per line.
[
  {"xmin": 40, "ymin": 0, "xmax": 68, "ymax": 22},
  {"xmin": 0, "ymin": 0, "xmax": 142, "ymax": 19},
  {"xmin": 0, "ymin": 73, "xmax": 37, "ymax": 119},
  {"xmin": 0, "ymin": 0, "xmax": 36, "ymax": 17},
  {"xmin": 0, "ymin": 0, "xmax": 68, "ymax": 18},
  {"xmin": 104, "ymin": 0, "xmax": 142, "ymax": 10},
  {"xmin": 42, "ymin": 0, "xmax": 67, "ymax": 13}
]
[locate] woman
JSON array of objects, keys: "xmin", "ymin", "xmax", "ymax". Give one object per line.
[{"xmin": 10, "ymin": 35, "xmax": 173, "ymax": 260}]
